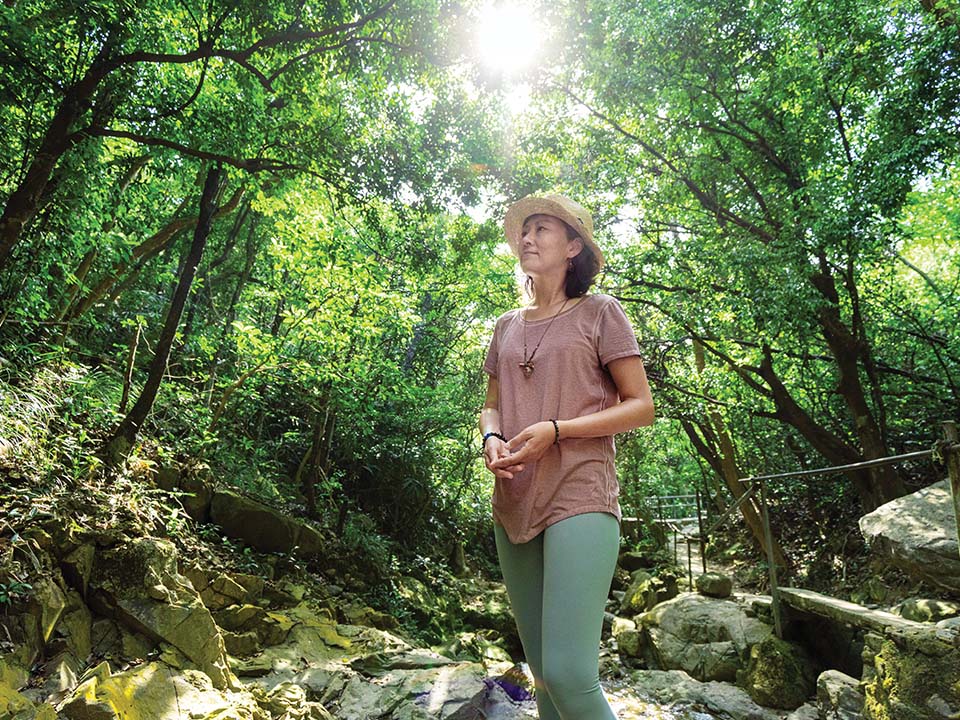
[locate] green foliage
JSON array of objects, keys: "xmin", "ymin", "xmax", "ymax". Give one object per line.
[
  {"xmin": 1, "ymin": 0, "xmax": 959, "ymax": 588},
  {"xmin": 0, "ymin": 581, "xmax": 32, "ymax": 607}
]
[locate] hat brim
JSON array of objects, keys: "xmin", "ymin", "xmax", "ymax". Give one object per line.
[{"xmin": 503, "ymin": 197, "xmax": 604, "ymax": 269}]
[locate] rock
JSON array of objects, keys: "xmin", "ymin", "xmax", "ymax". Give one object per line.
[
  {"xmin": 395, "ymin": 576, "xmax": 440, "ymax": 625},
  {"xmin": 620, "ymin": 570, "xmax": 679, "ymax": 615},
  {"xmin": 817, "ymin": 669, "xmax": 864, "ymax": 720},
  {"xmin": 859, "ymin": 479, "xmax": 960, "ymax": 594},
  {"xmin": 29, "ymin": 574, "xmax": 67, "ymax": 645},
  {"xmin": 786, "ymin": 702, "xmax": 819, "ymax": 720},
  {"xmin": 184, "ymin": 568, "xmax": 250, "ymax": 611},
  {"xmin": 60, "ymin": 544, "xmax": 96, "ymax": 598},
  {"xmin": 611, "ymin": 617, "xmax": 642, "ymax": 658},
  {"xmin": 737, "ymin": 635, "xmax": 817, "ymax": 709},
  {"xmin": 861, "ymin": 624, "xmax": 960, "ymax": 719},
  {"xmin": 214, "ymin": 604, "xmax": 266, "ymax": 632},
  {"xmin": 259, "ymin": 681, "xmax": 334, "ymax": 719},
  {"xmin": 88, "ymin": 537, "xmax": 234, "ymax": 690},
  {"xmin": 459, "ymin": 582, "xmax": 517, "ymax": 643},
  {"xmin": 341, "ymin": 604, "xmax": 399, "ymax": 630},
  {"xmin": 222, "ymin": 629, "xmax": 261, "ymax": 657},
  {"xmin": 60, "ymin": 661, "xmax": 268, "ymax": 720},
  {"xmin": 618, "ymin": 550, "xmax": 657, "ymax": 572},
  {"xmin": 696, "ymin": 572, "xmax": 733, "ymax": 598},
  {"xmin": 0, "ymin": 657, "xmax": 35, "ymax": 719},
  {"xmin": 621, "ymin": 668, "xmax": 785, "ymax": 720},
  {"xmin": 894, "ymin": 598, "xmax": 960, "ymax": 623},
  {"xmin": 640, "ymin": 592, "xmax": 773, "ymax": 682},
  {"xmin": 209, "ymin": 490, "xmax": 323, "ymax": 557},
  {"xmin": 337, "ymin": 660, "xmax": 488, "ymax": 720}
]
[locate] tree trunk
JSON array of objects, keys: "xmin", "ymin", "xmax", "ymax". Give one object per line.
[
  {"xmin": 808, "ymin": 266, "xmax": 905, "ymax": 509},
  {"xmin": 205, "ymin": 213, "xmax": 259, "ymax": 405},
  {"xmin": 0, "ymin": 37, "xmax": 121, "ymax": 272},
  {"xmin": 104, "ymin": 164, "xmax": 223, "ymax": 463},
  {"xmin": 688, "ymin": 341, "xmax": 789, "ymax": 568},
  {"xmin": 63, "ymin": 188, "xmax": 243, "ymax": 322}
]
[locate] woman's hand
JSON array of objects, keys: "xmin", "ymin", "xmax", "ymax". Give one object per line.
[
  {"xmin": 490, "ymin": 421, "xmax": 555, "ymax": 471},
  {"xmin": 484, "ymin": 436, "xmax": 525, "ymax": 479}
]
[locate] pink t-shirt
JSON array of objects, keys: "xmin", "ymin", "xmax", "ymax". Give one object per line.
[{"xmin": 483, "ymin": 294, "xmax": 641, "ymax": 544}]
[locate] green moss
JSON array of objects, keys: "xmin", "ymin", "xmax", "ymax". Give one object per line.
[
  {"xmin": 737, "ymin": 635, "xmax": 816, "ymax": 710},
  {"xmin": 863, "ymin": 634, "xmax": 960, "ymax": 720}
]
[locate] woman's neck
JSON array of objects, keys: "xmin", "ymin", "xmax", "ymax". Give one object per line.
[{"xmin": 528, "ymin": 273, "xmax": 568, "ymax": 311}]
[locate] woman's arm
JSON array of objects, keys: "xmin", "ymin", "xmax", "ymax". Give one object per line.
[
  {"xmin": 490, "ymin": 355, "xmax": 654, "ymax": 469},
  {"xmin": 480, "ymin": 376, "xmax": 526, "ymax": 479}
]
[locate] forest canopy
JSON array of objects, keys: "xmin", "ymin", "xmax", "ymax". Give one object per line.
[{"xmin": 1, "ymin": 0, "xmax": 958, "ymax": 568}]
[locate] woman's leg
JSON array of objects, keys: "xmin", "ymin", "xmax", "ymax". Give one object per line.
[
  {"xmin": 494, "ymin": 524, "xmax": 562, "ymax": 720},
  {"xmin": 540, "ymin": 512, "xmax": 619, "ymax": 719}
]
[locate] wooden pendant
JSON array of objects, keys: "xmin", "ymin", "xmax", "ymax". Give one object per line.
[{"xmin": 519, "ymin": 360, "xmax": 535, "ymax": 377}]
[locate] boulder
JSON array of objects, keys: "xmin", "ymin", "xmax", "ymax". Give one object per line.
[
  {"xmin": 87, "ymin": 538, "xmax": 234, "ymax": 689},
  {"xmin": 620, "ymin": 570, "xmax": 679, "ymax": 615},
  {"xmin": 618, "ymin": 550, "xmax": 658, "ymax": 573},
  {"xmin": 0, "ymin": 657, "xmax": 36, "ymax": 719},
  {"xmin": 737, "ymin": 635, "xmax": 817, "ymax": 709},
  {"xmin": 696, "ymin": 572, "xmax": 733, "ymax": 598},
  {"xmin": 622, "ymin": 668, "xmax": 784, "ymax": 720},
  {"xmin": 337, "ymin": 660, "xmax": 488, "ymax": 720},
  {"xmin": 612, "ymin": 616, "xmax": 641, "ymax": 658},
  {"xmin": 894, "ymin": 598, "xmax": 960, "ymax": 623},
  {"xmin": 859, "ymin": 479, "xmax": 960, "ymax": 594},
  {"xmin": 639, "ymin": 592, "xmax": 773, "ymax": 682},
  {"xmin": 60, "ymin": 661, "xmax": 267, "ymax": 720},
  {"xmin": 209, "ymin": 490, "xmax": 324, "ymax": 557},
  {"xmin": 861, "ymin": 624, "xmax": 960, "ymax": 719},
  {"xmin": 184, "ymin": 568, "xmax": 251, "ymax": 611},
  {"xmin": 817, "ymin": 669, "xmax": 864, "ymax": 720}
]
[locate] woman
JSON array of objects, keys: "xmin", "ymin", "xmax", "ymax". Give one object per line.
[{"xmin": 479, "ymin": 194, "xmax": 654, "ymax": 720}]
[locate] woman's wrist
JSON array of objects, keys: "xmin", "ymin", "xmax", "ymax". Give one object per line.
[
  {"xmin": 482, "ymin": 431, "xmax": 506, "ymax": 448},
  {"xmin": 549, "ymin": 419, "xmax": 560, "ymax": 444}
]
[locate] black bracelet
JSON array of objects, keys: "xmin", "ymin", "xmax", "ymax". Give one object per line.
[
  {"xmin": 550, "ymin": 419, "xmax": 560, "ymax": 444},
  {"xmin": 483, "ymin": 431, "xmax": 506, "ymax": 448}
]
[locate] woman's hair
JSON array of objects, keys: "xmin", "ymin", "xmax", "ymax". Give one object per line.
[{"xmin": 524, "ymin": 220, "xmax": 601, "ymax": 299}]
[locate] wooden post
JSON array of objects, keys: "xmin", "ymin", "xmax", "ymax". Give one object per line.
[
  {"xmin": 759, "ymin": 479, "xmax": 783, "ymax": 639},
  {"xmin": 944, "ymin": 421, "xmax": 960, "ymax": 556}
]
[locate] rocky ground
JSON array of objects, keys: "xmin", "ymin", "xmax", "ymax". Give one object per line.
[{"xmin": 1, "ymin": 469, "xmax": 959, "ymax": 719}]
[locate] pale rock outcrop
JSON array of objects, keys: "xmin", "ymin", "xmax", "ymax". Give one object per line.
[
  {"xmin": 639, "ymin": 592, "xmax": 773, "ymax": 682},
  {"xmin": 859, "ymin": 479, "xmax": 960, "ymax": 594},
  {"xmin": 87, "ymin": 537, "xmax": 234, "ymax": 689}
]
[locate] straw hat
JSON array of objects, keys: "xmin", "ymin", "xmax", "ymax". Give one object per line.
[{"xmin": 503, "ymin": 193, "xmax": 604, "ymax": 269}]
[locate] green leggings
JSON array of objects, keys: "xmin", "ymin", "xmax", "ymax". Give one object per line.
[{"xmin": 494, "ymin": 512, "xmax": 619, "ymax": 720}]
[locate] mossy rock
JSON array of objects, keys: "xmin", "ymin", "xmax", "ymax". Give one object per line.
[
  {"xmin": 737, "ymin": 635, "xmax": 817, "ymax": 710},
  {"xmin": 862, "ymin": 629, "xmax": 960, "ymax": 719}
]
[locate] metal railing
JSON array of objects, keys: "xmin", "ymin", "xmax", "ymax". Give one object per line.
[{"xmin": 644, "ymin": 421, "xmax": 960, "ymax": 639}]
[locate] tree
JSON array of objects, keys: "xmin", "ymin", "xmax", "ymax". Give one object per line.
[
  {"xmin": 104, "ymin": 163, "xmax": 224, "ymax": 461},
  {"xmin": 521, "ymin": 0, "xmax": 960, "ymax": 510}
]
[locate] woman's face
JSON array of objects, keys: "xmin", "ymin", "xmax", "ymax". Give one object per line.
[{"xmin": 518, "ymin": 214, "xmax": 583, "ymax": 275}]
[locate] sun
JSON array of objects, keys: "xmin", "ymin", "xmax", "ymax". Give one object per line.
[{"xmin": 475, "ymin": 2, "xmax": 543, "ymax": 76}]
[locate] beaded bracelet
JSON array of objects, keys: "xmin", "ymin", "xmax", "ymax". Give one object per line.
[
  {"xmin": 550, "ymin": 419, "xmax": 560, "ymax": 444},
  {"xmin": 482, "ymin": 431, "xmax": 507, "ymax": 448}
]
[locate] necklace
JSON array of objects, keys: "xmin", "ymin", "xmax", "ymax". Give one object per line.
[{"xmin": 519, "ymin": 298, "xmax": 570, "ymax": 377}]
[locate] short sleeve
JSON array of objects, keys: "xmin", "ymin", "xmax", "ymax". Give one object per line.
[
  {"xmin": 596, "ymin": 297, "xmax": 641, "ymax": 367},
  {"xmin": 483, "ymin": 317, "xmax": 502, "ymax": 377}
]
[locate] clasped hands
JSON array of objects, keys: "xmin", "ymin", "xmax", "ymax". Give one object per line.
[{"xmin": 483, "ymin": 420, "xmax": 557, "ymax": 479}]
